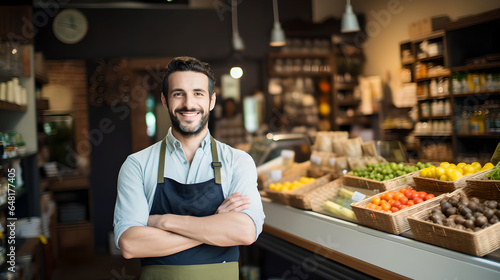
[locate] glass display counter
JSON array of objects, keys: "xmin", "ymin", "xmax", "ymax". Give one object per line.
[{"xmin": 260, "ymin": 199, "xmax": 500, "ymax": 279}]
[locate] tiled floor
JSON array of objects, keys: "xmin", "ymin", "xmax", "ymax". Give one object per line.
[{"xmin": 50, "ymin": 253, "xmax": 142, "ymax": 280}]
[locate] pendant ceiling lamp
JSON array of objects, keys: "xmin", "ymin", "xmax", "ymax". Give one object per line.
[
  {"xmin": 341, "ymin": 0, "xmax": 360, "ymax": 33},
  {"xmin": 231, "ymin": 0, "xmax": 244, "ymax": 51},
  {"xmin": 270, "ymin": 0, "xmax": 286, "ymax": 47}
]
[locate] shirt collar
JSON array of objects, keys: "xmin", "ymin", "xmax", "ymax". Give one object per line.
[{"xmin": 165, "ymin": 127, "xmax": 212, "ymax": 155}]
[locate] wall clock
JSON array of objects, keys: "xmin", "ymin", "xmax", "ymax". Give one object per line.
[{"xmin": 52, "ymin": 9, "xmax": 88, "ymax": 44}]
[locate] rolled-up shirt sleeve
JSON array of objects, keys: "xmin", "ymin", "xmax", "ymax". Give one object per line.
[
  {"xmin": 229, "ymin": 151, "xmax": 265, "ymax": 241},
  {"xmin": 113, "ymin": 155, "xmax": 150, "ymax": 249}
]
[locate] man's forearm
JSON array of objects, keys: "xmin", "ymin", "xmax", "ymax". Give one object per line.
[
  {"xmin": 118, "ymin": 225, "xmax": 202, "ymax": 259},
  {"xmin": 153, "ymin": 212, "xmax": 256, "ymax": 247}
]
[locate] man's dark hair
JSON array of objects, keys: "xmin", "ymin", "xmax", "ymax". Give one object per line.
[{"xmin": 161, "ymin": 56, "xmax": 216, "ymax": 102}]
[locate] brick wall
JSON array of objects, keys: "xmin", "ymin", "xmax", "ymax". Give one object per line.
[{"xmin": 43, "ymin": 60, "xmax": 90, "ymax": 175}]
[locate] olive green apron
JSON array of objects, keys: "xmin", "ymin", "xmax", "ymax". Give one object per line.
[
  {"xmin": 140, "ymin": 262, "xmax": 239, "ymax": 280},
  {"xmin": 140, "ymin": 136, "xmax": 239, "ymax": 280}
]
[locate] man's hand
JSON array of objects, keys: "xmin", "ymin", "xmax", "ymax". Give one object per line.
[{"xmin": 216, "ymin": 192, "xmax": 250, "ymax": 214}]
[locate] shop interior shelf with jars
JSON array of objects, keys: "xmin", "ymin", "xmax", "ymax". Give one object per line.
[{"xmin": 267, "ymin": 37, "xmax": 335, "ymax": 132}]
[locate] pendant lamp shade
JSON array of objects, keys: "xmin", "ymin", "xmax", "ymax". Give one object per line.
[
  {"xmin": 270, "ymin": 22, "xmax": 286, "ymax": 47},
  {"xmin": 341, "ymin": 0, "xmax": 360, "ymax": 33},
  {"xmin": 270, "ymin": 0, "xmax": 286, "ymax": 46}
]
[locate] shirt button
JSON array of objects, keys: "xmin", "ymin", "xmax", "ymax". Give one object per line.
[{"xmin": 184, "ymin": 161, "xmax": 188, "ymax": 165}]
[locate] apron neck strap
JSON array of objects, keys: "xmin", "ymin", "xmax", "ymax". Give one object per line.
[
  {"xmin": 157, "ymin": 135, "xmax": 222, "ymax": 185},
  {"xmin": 210, "ymin": 136, "xmax": 222, "ymax": 185}
]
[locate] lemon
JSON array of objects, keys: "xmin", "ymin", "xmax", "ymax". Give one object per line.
[
  {"xmin": 436, "ymin": 167, "xmax": 446, "ymax": 178},
  {"xmin": 419, "ymin": 168, "xmax": 429, "ymax": 177},
  {"xmin": 457, "ymin": 162, "xmax": 466, "ymax": 169},
  {"xmin": 439, "ymin": 174, "xmax": 448, "ymax": 181},
  {"xmin": 471, "ymin": 162, "xmax": 482, "ymax": 172},
  {"xmin": 427, "ymin": 166, "xmax": 437, "ymax": 178},
  {"xmin": 440, "ymin": 162, "xmax": 450, "ymax": 168},
  {"xmin": 482, "ymin": 162, "xmax": 494, "ymax": 170},
  {"xmin": 463, "ymin": 164, "xmax": 475, "ymax": 174}
]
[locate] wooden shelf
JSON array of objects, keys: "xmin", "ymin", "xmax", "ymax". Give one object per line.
[
  {"xmin": 414, "ymin": 134, "xmax": 452, "ymax": 138},
  {"xmin": 417, "ymin": 95, "xmax": 451, "ymax": 101},
  {"xmin": 420, "ymin": 115, "xmax": 453, "ymax": 120},
  {"xmin": 415, "ymin": 73, "xmax": 452, "ymax": 82},
  {"xmin": 47, "ymin": 176, "xmax": 90, "ymax": 191},
  {"xmin": 451, "ymin": 62, "xmax": 500, "ymax": 72},
  {"xmin": 456, "ymin": 133, "xmax": 500, "ymax": 139},
  {"xmin": 0, "ymin": 100, "xmax": 27, "ymax": 111},
  {"xmin": 417, "ymin": 54, "xmax": 445, "ymax": 62},
  {"xmin": 452, "ymin": 91, "xmax": 500, "ymax": 98}
]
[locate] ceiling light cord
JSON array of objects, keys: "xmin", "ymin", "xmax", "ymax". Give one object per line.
[{"xmin": 273, "ymin": 0, "xmax": 280, "ymax": 24}]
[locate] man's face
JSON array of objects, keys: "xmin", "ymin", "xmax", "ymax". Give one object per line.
[{"xmin": 162, "ymin": 71, "xmax": 215, "ymax": 137}]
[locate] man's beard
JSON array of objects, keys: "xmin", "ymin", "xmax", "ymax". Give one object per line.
[{"xmin": 169, "ymin": 107, "xmax": 209, "ymax": 137}]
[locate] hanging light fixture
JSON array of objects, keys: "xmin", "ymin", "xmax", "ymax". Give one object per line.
[
  {"xmin": 270, "ymin": 0, "xmax": 286, "ymax": 47},
  {"xmin": 231, "ymin": 0, "xmax": 244, "ymax": 51},
  {"xmin": 341, "ymin": 0, "xmax": 360, "ymax": 33}
]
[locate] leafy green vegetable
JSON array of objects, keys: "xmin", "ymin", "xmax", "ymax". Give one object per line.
[{"xmin": 485, "ymin": 162, "xmax": 500, "ymax": 180}]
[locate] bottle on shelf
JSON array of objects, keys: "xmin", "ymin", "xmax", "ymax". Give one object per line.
[
  {"xmin": 460, "ymin": 106, "xmax": 470, "ymax": 134},
  {"xmin": 470, "ymin": 107, "xmax": 485, "ymax": 134}
]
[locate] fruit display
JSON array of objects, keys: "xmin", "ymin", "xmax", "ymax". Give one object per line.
[
  {"xmin": 364, "ymin": 187, "xmax": 435, "ymax": 213},
  {"xmin": 351, "ymin": 162, "xmax": 430, "ymax": 182},
  {"xmin": 426, "ymin": 194, "xmax": 500, "ymax": 232},
  {"xmin": 268, "ymin": 177, "xmax": 315, "ymax": 191},
  {"xmin": 419, "ymin": 162, "xmax": 494, "ymax": 181},
  {"xmin": 323, "ymin": 200, "xmax": 356, "ymax": 219}
]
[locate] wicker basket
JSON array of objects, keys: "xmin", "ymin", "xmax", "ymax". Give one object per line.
[
  {"xmin": 350, "ymin": 186, "xmax": 443, "ymax": 235},
  {"xmin": 466, "ymin": 167, "xmax": 500, "ymax": 189},
  {"xmin": 343, "ymin": 170, "xmax": 419, "ymax": 192},
  {"xmin": 408, "ymin": 186, "xmax": 500, "ymax": 257},
  {"xmin": 413, "ymin": 169, "xmax": 490, "ymax": 193},
  {"xmin": 287, "ymin": 174, "xmax": 335, "ymax": 209},
  {"xmin": 310, "ymin": 178, "xmax": 379, "ymax": 223},
  {"xmin": 264, "ymin": 173, "xmax": 331, "ymax": 206}
]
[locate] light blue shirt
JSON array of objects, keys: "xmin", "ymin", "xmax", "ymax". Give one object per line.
[{"xmin": 113, "ymin": 128, "xmax": 265, "ymax": 248}]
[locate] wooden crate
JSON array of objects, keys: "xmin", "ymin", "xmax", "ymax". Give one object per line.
[
  {"xmin": 343, "ymin": 170, "xmax": 419, "ymax": 192},
  {"xmin": 350, "ymin": 186, "xmax": 443, "ymax": 235},
  {"xmin": 408, "ymin": 185, "xmax": 500, "ymax": 257},
  {"xmin": 413, "ymin": 169, "xmax": 490, "ymax": 193},
  {"xmin": 310, "ymin": 178, "xmax": 378, "ymax": 223}
]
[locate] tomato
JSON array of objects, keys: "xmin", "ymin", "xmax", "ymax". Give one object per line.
[
  {"xmin": 381, "ymin": 202, "xmax": 391, "ymax": 211},
  {"xmin": 389, "ymin": 199, "xmax": 397, "ymax": 207},
  {"xmin": 385, "ymin": 192, "xmax": 395, "ymax": 201},
  {"xmin": 413, "ymin": 197, "xmax": 424, "ymax": 204},
  {"xmin": 393, "ymin": 192, "xmax": 404, "ymax": 201},
  {"xmin": 400, "ymin": 205, "xmax": 408, "ymax": 210},
  {"xmin": 411, "ymin": 192, "xmax": 420, "ymax": 201},
  {"xmin": 399, "ymin": 188, "xmax": 408, "ymax": 194},
  {"xmin": 424, "ymin": 193, "xmax": 435, "ymax": 201},
  {"xmin": 399, "ymin": 196, "xmax": 409, "ymax": 205},
  {"xmin": 393, "ymin": 201, "xmax": 402, "ymax": 209},
  {"xmin": 407, "ymin": 200, "xmax": 415, "ymax": 207},
  {"xmin": 404, "ymin": 190, "xmax": 413, "ymax": 199},
  {"xmin": 407, "ymin": 186, "xmax": 414, "ymax": 191},
  {"xmin": 417, "ymin": 192, "xmax": 427, "ymax": 199},
  {"xmin": 371, "ymin": 196, "xmax": 381, "ymax": 206},
  {"xmin": 391, "ymin": 207, "xmax": 400, "ymax": 213}
]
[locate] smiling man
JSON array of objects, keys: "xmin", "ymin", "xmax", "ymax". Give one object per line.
[{"xmin": 113, "ymin": 56, "xmax": 265, "ymax": 280}]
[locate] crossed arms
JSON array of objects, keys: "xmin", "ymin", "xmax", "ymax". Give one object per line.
[{"xmin": 118, "ymin": 192, "xmax": 255, "ymax": 259}]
